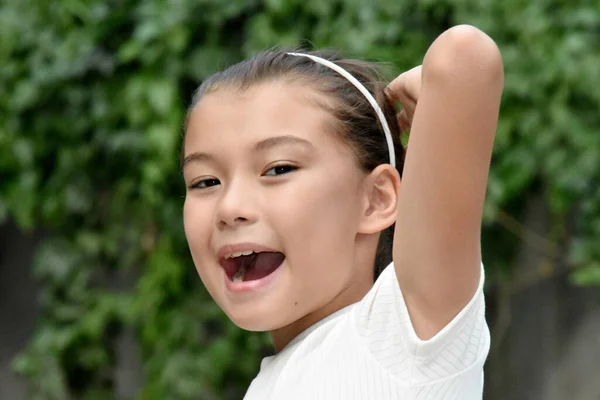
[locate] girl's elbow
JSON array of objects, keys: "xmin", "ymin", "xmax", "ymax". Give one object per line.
[{"xmin": 423, "ymin": 25, "xmax": 504, "ymax": 84}]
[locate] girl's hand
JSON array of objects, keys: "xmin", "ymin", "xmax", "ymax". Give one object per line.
[{"xmin": 386, "ymin": 65, "xmax": 422, "ymax": 132}]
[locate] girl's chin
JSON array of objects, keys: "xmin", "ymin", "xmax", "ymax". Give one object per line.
[
  {"xmin": 228, "ymin": 313, "xmax": 286, "ymax": 332},
  {"xmin": 225, "ymin": 305, "xmax": 297, "ymax": 333}
]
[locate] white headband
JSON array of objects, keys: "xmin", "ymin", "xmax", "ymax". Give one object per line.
[{"xmin": 287, "ymin": 52, "xmax": 396, "ymax": 167}]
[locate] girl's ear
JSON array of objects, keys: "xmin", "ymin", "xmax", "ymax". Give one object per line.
[{"xmin": 358, "ymin": 164, "xmax": 401, "ymax": 234}]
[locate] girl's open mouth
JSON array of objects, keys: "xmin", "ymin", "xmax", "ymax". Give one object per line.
[{"xmin": 220, "ymin": 251, "xmax": 285, "ymax": 283}]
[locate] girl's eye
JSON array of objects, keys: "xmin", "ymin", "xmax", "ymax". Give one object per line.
[
  {"xmin": 264, "ymin": 165, "xmax": 297, "ymax": 176},
  {"xmin": 189, "ymin": 178, "xmax": 220, "ymax": 189}
]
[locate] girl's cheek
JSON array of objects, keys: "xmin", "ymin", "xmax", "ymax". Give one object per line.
[{"xmin": 184, "ymin": 202, "xmax": 211, "ymax": 243}]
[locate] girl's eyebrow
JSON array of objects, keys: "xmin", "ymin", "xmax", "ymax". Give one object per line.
[
  {"xmin": 254, "ymin": 135, "xmax": 316, "ymax": 152},
  {"xmin": 182, "ymin": 152, "xmax": 213, "ymax": 168},
  {"xmin": 183, "ymin": 135, "xmax": 315, "ymax": 169}
]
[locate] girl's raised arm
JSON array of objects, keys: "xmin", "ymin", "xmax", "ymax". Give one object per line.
[{"xmin": 389, "ymin": 25, "xmax": 504, "ymax": 340}]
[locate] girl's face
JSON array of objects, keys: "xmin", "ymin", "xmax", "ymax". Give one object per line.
[{"xmin": 183, "ymin": 81, "xmax": 374, "ymax": 333}]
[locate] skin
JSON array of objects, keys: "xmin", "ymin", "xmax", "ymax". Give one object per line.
[
  {"xmin": 389, "ymin": 25, "xmax": 504, "ymax": 339},
  {"xmin": 183, "ymin": 80, "xmax": 399, "ymax": 351},
  {"xmin": 183, "ymin": 24, "xmax": 504, "ymax": 348}
]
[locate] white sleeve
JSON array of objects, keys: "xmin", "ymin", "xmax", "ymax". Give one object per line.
[{"xmin": 352, "ymin": 262, "xmax": 490, "ymax": 386}]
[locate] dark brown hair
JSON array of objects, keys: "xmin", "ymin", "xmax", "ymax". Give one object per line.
[{"xmin": 184, "ymin": 49, "xmax": 406, "ymax": 281}]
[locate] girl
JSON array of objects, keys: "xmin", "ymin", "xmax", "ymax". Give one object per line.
[{"xmin": 182, "ymin": 24, "xmax": 503, "ymax": 399}]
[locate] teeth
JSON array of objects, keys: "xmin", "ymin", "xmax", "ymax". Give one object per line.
[
  {"xmin": 232, "ymin": 264, "xmax": 247, "ymax": 282},
  {"xmin": 225, "ymin": 250, "xmax": 260, "ymax": 260}
]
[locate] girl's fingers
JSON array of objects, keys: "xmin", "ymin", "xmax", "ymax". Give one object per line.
[
  {"xmin": 387, "ymin": 65, "xmax": 422, "ymax": 103},
  {"xmin": 388, "ymin": 65, "xmax": 422, "ymax": 133},
  {"xmin": 397, "ymin": 110, "xmax": 411, "ymax": 132},
  {"xmin": 387, "ymin": 84, "xmax": 411, "ymax": 110},
  {"xmin": 385, "ymin": 78, "xmax": 404, "ymax": 103}
]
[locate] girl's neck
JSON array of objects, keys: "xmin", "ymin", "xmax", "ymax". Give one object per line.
[{"xmin": 270, "ymin": 276, "xmax": 373, "ymax": 352}]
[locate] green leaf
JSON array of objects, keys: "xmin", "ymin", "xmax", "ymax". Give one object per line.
[{"xmin": 571, "ymin": 264, "xmax": 600, "ymax": 286}]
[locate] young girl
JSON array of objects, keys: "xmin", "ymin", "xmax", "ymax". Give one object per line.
[{"xmin": 182, "ymin": 24, "xmax": 503, "ymax": 399}]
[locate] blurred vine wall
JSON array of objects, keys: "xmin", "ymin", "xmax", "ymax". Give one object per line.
[{"xmin": 1, "ymin": 0, "xmax": 599, "ymax": 399}]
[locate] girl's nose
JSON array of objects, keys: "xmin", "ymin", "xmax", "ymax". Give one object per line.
[{"xmin": 215, "ymin": 181, "xmax": 258, "ymax": 229}]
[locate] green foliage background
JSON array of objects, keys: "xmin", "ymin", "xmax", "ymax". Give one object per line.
[{"xmin": 1, "ymin": 0, "xmax": 599, "ymax": 398}]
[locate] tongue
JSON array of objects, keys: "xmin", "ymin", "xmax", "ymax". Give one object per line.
[{"xmin": 244, "ymin": 252, "xmax": 284, "ymax": 281}]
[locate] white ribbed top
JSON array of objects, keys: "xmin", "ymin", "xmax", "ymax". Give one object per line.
[{"xmin": 244, "ymin": 262, "xmax": 489, "ymax": 400}]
